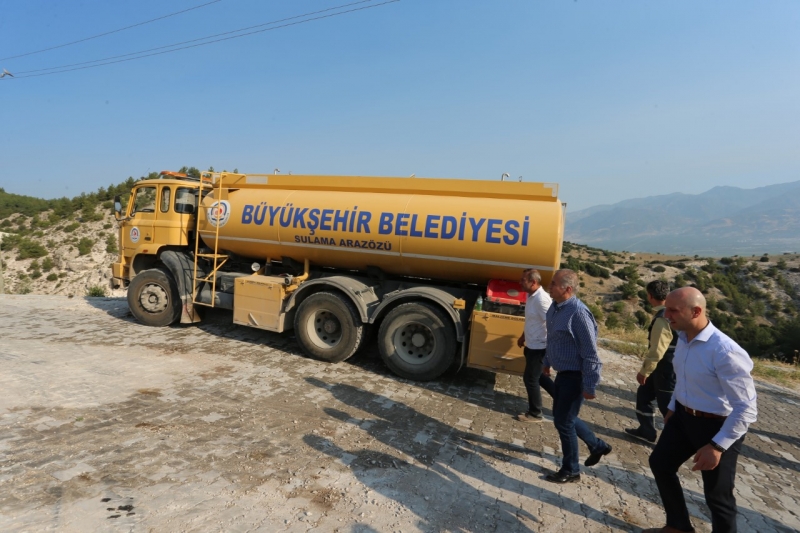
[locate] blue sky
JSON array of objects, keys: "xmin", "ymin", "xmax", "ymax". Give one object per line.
[{"xmin": 1, "ymin": 0, "xmax": 798, "ymax": 211}]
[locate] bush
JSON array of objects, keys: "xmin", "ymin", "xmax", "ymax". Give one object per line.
[
  {"xmin": 16, "ymin": 238, "xmax": 48, "ymax": 259},
  {"xmin": 586, "ymin": 303, "xmax": 603, "ymax": 322},
  {"xmin": 41, "ymin": 257, "xmax": 54, "ymax": 272},
  {"xmin": 652, "ymin": 265, "xmax": 666, "ymax": 273},
  {"xmin": 86, "ymin": 285, "xmax": 107, "ymax": 297},
  {"xmin": 30, "ymin": 269, "xmax": 42, "ymax": 279},
  {"xmin": 103, "ymin": 222, "xmax": 113, "ymax": 229},
  {"xmin": 635, "ymin": 309, "xmax": 649, "ymax": 327},
  {"xmin": 584, "ymin": 262, "xmax": 610, "ymax": 279},
  {"xmin": 620, "ymin": 280, "xmax": 639, "ymax": 299},
  {"xmin": 46, "ymin": 273, "xmax": 58, "ymax": 281},
  {"xmin": 760, "ymin": 255, "xmax": 769, "ymax": 263},
  {"xmin": 605, "ymin": 313, "xmax": 621, "ymax": 329},
  {"xmin": 105, "ymin": 234, "xmax": 117, "ymax": 253},
  {"xmin": 77, "ymin": 237, "xmax": 94, "ymax": 256},
  {"xmin": 63, "ymin": 222, "xmax": 80, "ymax": 233},
  {"xmin": 612, "ymin": 301, "xmax": 626, "ymax": 313}
]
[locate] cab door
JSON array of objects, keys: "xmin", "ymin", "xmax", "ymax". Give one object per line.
[{"xmin": 122, "ymin": 185, "xmax": 157, "ymax": 255}]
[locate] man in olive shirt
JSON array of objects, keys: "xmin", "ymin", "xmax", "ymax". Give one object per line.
[{"xmin": 626, "ymin": 280, "xmax": 677, "ymax": 444}]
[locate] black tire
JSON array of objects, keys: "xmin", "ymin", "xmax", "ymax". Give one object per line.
[
  {"xmin": 127, "ymin": 267, "xmax": 182, "ymax": 327},
  {"xmin": 378, "ymin": 302, "xmax": 456, "ymax": 381},
  {"xmin": 294, "ymin": 292, "xmax": 364, "ymax": 363}
]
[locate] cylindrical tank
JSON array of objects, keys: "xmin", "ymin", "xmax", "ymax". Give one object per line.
[{"xmin": 198, "ymin": 174, "xmax": 564, "ymax": 285}]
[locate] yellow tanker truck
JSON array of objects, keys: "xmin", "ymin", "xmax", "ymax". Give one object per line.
[{"xmin": 112, "ymin": 171, "xmax": 564, "ymax": 381}]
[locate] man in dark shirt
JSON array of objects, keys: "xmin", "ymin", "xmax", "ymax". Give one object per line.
[{"xmin": 626, "ymin": 280, "xmax": 677, "ymax": 444}]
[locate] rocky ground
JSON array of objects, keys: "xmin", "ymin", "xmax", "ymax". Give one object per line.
[{"xmin": 1, "ymin": 295, "xmax": 798, "ymax": 532}]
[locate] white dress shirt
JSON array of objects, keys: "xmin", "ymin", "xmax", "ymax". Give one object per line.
[
  {"xmin": 668, "ymin": 321, "xmax": 758, "ymax": 450},
  {"xmin": 524, "ymin": 286, "xmax": 552, "ymax": 350}
]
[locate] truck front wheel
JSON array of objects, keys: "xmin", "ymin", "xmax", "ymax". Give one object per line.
[
  {"xmin": 294, "ymin": 292, "xmax": 364, "ymax": 363},
  {"xmin": 378, "ymin": 302, "xmax": 456, "ymax": 381},
  {"xmin": 127, "ymin": 268, "xmax": 182, "ymax": 327}
]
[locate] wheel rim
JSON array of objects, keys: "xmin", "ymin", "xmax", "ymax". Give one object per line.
[
  {"xmin": 304, "ymin": 309, "xmax": 343, "ymax": 349},
  {"xmin": 392, "ymin": 321, "xmax": 436, "ymax": 366},
  {"xmin": 139, "ymin": 283, "xmax": 169, "ymax": 314}
]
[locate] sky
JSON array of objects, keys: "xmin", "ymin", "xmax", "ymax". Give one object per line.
[{"xmin": 1, "ymin": 0, "xmax": 798, "ymax": 212}]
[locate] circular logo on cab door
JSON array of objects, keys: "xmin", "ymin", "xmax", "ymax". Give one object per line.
[
  {"xmin": 130, "ymin": 227, "xmax": 140, "ymax": 243},
  {"xmin": 207, "ymin": 200, "xmax": 231, "ymax": 227}
]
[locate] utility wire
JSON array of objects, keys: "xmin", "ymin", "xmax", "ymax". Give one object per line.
[
  {"xmin": 1, "ymin": 0, "xmax": 224, "ymax": 62},
  {"xmin": 6, "ymin": 0, "xmax": 399, "ymax": 79},
  {"xmin": 14, "ymin": 0, "xmax": 376, "ymax": 75}
]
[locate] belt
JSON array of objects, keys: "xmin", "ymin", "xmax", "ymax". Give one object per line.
[{"xmin": 678, "ymin": 403, "xmax": 727, "ymax": 420}]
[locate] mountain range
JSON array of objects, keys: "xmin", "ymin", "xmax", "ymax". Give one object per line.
[{"xmin": 565, "ymin": 180, "xmax": 800, "ymax": 256}]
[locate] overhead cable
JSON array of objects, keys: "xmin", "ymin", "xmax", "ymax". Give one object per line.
[
  {"xmin": 5, "ymin": 0, "xmax": 399, "ymax": 79},
  {"xmin": 15, "ymin": 0, "xmax": 378, "ymax": 75},
  {"xmin": 1, "ymin": 0, "xmax": 225, "ymax": 62}
]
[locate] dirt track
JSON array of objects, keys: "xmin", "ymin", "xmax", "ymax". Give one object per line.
[{"xmin": 1, "ymin": 295, "xmax": 798, "ymax": 532}]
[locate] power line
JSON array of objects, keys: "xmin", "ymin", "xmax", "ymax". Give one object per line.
[
  {"xmin": 14, "ymin": 0, "xmax": 378, "ymax": 75},
  {"xmin": 5, "ymin": 0, "xmax": 399, "ymax": 79},
  {"xmin": 0, "ymin": 0, "xmax": 225, "ymax": 62}
]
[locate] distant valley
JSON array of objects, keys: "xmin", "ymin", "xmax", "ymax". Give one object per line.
[{"xmin": 565, "ymin": 180, "xmax": 800, "ymax": 256}]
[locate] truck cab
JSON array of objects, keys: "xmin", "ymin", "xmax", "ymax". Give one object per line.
[{"xmin": 112, "ymin": 171, "xmax": 203, "ymax": 284}]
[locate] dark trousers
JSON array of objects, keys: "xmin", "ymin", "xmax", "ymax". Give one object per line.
[
  {"xmin": 649, "ymin": 404, "xmax": 744, "ymax": 533},
  {"xmin": 522, "ymin": 347, "xmax": 554, "ymax": 417},
  {"xmin": 635, "ymin": 373, "xmax": 674, "ymax": 441},
  {"xmin": 552, "ymin": 371, "xmax": 609, "ymax": 475}
]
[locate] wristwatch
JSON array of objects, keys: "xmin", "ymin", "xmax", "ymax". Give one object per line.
[{"xmin": 710, "ymin": 441, "xmax": 726, "ymax": 453}]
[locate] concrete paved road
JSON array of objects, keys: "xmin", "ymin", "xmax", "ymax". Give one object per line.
[{"xmin": 0, "ymin": 295, "xmax": 797, "ymax": 532}]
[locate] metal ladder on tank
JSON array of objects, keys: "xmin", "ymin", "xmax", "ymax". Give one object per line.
[{"xmin": 192, "ymin": 172, "xmax": 228, "ymax": 309}]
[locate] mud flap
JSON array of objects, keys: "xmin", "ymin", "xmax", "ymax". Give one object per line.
[{"xmin": 159, "ymin": 250, "xmax": 202, "ymax": 324}]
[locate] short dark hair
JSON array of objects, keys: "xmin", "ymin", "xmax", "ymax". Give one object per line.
[{"xmin": 647, "ymin": 280, "xmax": 670, "ymax": 301}]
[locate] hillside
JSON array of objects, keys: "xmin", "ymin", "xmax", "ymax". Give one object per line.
[
  {"xmin": 0, "ymin": 204, "xmax": 126, "ymax": 298},
  {"xmin": 565, "ymin": 180, "xmax": 800, "ymax": 255}
]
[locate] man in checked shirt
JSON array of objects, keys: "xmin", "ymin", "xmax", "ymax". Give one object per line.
[{"xmin": 541, "ymin": 269, "xmax": 613, "ymax": 483}]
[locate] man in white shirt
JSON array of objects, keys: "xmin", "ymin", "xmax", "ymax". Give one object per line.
[
  {"xmin": 516, "ymin": 268, "xmax": 554, "ymax": 422},
  {"xmin": 645, "ymin": 287, "xmax": 757, "ymax": 533}
]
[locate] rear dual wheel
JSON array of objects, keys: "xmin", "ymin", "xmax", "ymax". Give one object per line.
[
  {"xmin": 294, "ymin": 292, "xmax": 364, "ymax": 363},
  {"xmin": 378, "ymin": 302, "xmax": 456, "ymax": 381}
]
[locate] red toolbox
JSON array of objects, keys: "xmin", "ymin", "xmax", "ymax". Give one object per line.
[{"xmin": 484, "ymin": 279, "xmax": 526, "ymax": 316}]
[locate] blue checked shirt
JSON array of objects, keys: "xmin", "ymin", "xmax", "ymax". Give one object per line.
[{"xmin": 543, "ymin": 296, "xmax": 603, "ymax": 395}]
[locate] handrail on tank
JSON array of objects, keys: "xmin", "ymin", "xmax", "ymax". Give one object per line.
[{"xmin": 211, "ymin": 172, "xmax": 559, "ymax": 201}]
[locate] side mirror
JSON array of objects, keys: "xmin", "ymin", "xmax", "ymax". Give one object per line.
[{"xmin": 113, "ymin": 196, "xmax": 122, "ymax": 220}]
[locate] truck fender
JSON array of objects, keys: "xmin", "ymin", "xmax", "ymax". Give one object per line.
[
  {"xmin": 371, "ymin": 287, "xmax": 468, "ymax": 342},
  {"xmin": 284, "ymin": 276, "xmax": 380, "ymax": 324},
  {"xmin": 159, "ymin": 249, "xmax": 201, "ymax": 324}
]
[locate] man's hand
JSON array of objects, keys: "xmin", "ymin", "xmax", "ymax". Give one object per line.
[
  {"xmin": 583, "ymin": 391, "xmax": 596, "ymax": 400},
  {"xmin": 636, "ymin": 372, "xmax": 646, "ymax": 386},
  {"xmin": 542, "ymin": 366, "xmax": 551, "ymax": 377},
  {"xmin": 517, "ymin": 334, "xmax": 525, "ymax": 349},
  {"xmin": 692, "ymin": 444, "xmax": 722, "ymax": 471},
  {"xmin": 664, "ymin": 409, "xmax": 674, "ymax": 424}
]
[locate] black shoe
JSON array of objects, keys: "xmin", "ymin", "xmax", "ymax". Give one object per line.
[
  {"xmin": 625, "ymin": 427, "xmax": 656, "ymax": 444},
  {"xmin": 584, "ymin": 444, "xmax": 612, "ymax": 467},
  {"xmin": 545, "ymin": 470, "xmax": 581, "ymax": 484}
]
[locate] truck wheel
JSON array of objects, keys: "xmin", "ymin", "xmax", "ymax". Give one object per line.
[
  {"xmin": 127, "ymin": 267, "xmax": 182, "ymax": 327},
  {"xmin": 294, "ymin": 292, "xmax": 364, "ymax": 363},
  {"xmin": 378, "ymin": 302, "xmax": 456, "ymax": 381}
]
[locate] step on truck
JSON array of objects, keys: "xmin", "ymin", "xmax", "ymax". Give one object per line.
[{"xmin": 112, "ymin": 171, "xmax": 565, "ymax": 381}]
